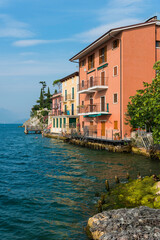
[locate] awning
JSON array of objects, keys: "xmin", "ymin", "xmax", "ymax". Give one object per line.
[{"xmin": 83, "ymin": 114, "xmax": 102, "ymax": 118}]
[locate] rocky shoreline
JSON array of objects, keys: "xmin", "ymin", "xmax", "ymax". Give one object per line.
[
  {"xmin": 86, "ymin": 206, "xmax": 160, "ymax": 240},
  {"xmin": 86, "ymin": 175, "xmax": 160, "ymax": 239}
]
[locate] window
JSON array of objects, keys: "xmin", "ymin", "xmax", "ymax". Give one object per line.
[
  {"xmin": 156, "ymin": 41, "xmax": 160, "ymax": 48},
  {"xmin": 81, "ymin": 59, "xmax": 86, "ymax": 67},
  {"xmin": 60, "ymin": 118, "xmax": 62, "ymax": 128},
  {"xmin": 113, "ymin": 66, "xmax": 118, "ymax": 76},
  {"xmin": 72, "ymin": 87, "xmax": 74, "ymax": 99},
  {"xmin": 112, "ymin": 39, "xmax": 119, "ymax": 49},
  {"xmin": 71, "ymin": 104, "xmax": 74, "ymax": 115},
  {"xmin": 53, "ymin": 118, "xmax": 55, "ymax": 128},
  {"xmin": 64, "ymin": 104, "xmax": 67, "ymax": 113},
  {"xmin": 88, "ymin": 54, "xmax": 95, "ymax": 70},
  {"xmin": 63, "ymin": 118, "xmax": 66, "ymax": 127},
  {"xmin": 82, "ymin": 80, "xmax": 84, "ymax": 87},
  {"xmin": 65, "ymin": 90, "xmax": 67, "ymax": 101},
  {"xmin": 99, "ymin": 46, "xmax": 107, "ymax": 64},
  {"xmin": 82, "ymin": 100, "xmax": 84, "ymax": 106},
  {"xmin": 82, "ymin": 121, "xmax": 84, "ymax": 128},
  {"xmin": 56, "ymin": 118, "xmax": 58, "ymax": 128},
  {"xmin": 114, "ymin": 121, "xmax": 118, "ymax": 129},
  {"xmin": 113, "ymin": 93, "xmax": 118, "ymax": 104}
]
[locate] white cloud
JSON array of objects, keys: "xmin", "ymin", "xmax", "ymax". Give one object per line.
[
  {"xmin": 74, "ymin": 0, "xmax": 144, "ymax": 42},
  {"xmin": 0, "ymin": 14, "xmax": 34, "ymax": 38},
  {"xmin": 75, "ymin": 18, "xmax": 140, "ymax": 43},
  {"xmin": 0, "ymin": 59, "xmax": 75, "ymax": 77},
  {"xmin": 13, "ymin": 38, "xmax": 74, "ymax": 47}
]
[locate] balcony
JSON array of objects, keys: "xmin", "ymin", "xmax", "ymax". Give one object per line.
[
  {"xmin": 48, "ymin": 110, "xmax": 63, "ymax": 116},
  {"xmin": 78, "ymin": 77, "xmax": 108, "ymax": 94},
  {"xmin": 63, "ymin": 94, "xmax": 74, "ymax": 102},
  {"xmin": 78, "ymin": 103, "xmax": 110, "ymax": 117}
]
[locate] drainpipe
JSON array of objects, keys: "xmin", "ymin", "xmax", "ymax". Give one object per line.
[{"xmin": 109, "ymin": 33, "xmax": 122, "ymax": 139}]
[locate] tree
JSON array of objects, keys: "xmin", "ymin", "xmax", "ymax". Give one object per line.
[
  {"xmin": 37, "ymin": 88, "xmax": 44, "ymax": 108},
  {"xmin": 44, "ymin": 87, "xmax": 52, "ymax": 109},
  {"xmin": 126, "ymin": 61, "xmax": 160, "ymax": 144},
  {"xmin": 52, "ymin": 79, "xmax": 61, "ymax": 93}
]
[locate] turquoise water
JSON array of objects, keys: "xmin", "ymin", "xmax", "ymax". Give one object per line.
[{"xmin": 1, "ymin": 124, "xmax": 160, "ymax": 240}]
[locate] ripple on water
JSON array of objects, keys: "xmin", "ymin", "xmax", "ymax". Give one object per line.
[{"xmin": 1, "ymin": 125, "xmax": 160, "ymax": 240}]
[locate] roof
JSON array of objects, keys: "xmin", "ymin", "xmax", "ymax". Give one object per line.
[
  {"xmin": 60, "ymin": 71, "xmax": 79, "ymax": 82},
  {"xmin": 70, "ymin": 16, "xmax": 160, "ymax": 61},
  {"xmin": 51, "ymin": 92, "xmax": 62, "ymax": 99}
]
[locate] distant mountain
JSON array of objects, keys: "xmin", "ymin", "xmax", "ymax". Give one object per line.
[{"xmin": 0, "ymin": 108, "xmax": 27, "ymax": 124}]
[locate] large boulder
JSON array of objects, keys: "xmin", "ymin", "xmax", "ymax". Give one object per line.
[{"xmin": 87, "ymin": 206, "xmax": 160, "ymax": 240}]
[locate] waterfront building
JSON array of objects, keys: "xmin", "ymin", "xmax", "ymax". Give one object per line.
[
  {"xmin": 50, "ymin": 72, "xmax": 79, "ymax": 134},
  {"xmin": 49, "ymin": 92, "xmax": 63, "ymax": 133},
  {"xmin": 70, "ymin": 16, "xmax": 160, "ymax": 140}
]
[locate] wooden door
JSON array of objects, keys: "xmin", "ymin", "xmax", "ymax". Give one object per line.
[
  {"xmin": 101, "ymin": 97, "xmax": 105, "ymax": 111},
  {"xmin": 90, "ymin": 77, "xmax": 93, "ymax": 87},
  {"xmin": 101, "ymin": 122, "xmax": 105, "ymax": 137},
  {"xmin": 90, "ymin": 98, "xmax": 93, "ymax": 112},
  {"xmin": 101, "ymin": 72, "xmax": 105, "ymax": 85}
]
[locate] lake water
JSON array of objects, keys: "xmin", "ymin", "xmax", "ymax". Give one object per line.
[{"xmin": 1, "ymin": 124, "xmax": 160, "ymax": 240}]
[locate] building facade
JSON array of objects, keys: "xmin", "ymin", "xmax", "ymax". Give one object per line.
[
  {"xmin": 70, "ymin": 16, "xmax": 160, "ymax": 140},
  {"xmin": 50, "ymin": 72, "xmax": 79, "ymax": 134}
]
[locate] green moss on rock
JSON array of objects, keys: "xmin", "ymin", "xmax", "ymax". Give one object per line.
[{"xmin": 100, "ymin": 176, "xmax": 160, "ymax": 211}]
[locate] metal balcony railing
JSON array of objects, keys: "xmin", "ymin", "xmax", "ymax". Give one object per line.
[
  {"xmin": 78, "ymin": 103, "xmax": 109, "ymax": 114},
  {"xmin": 63, "ymin": 94, "xmax": 74, "ymax": 102},
  {"xmin": 78, "ymin": 77, "xmax": 108, "ymax": 92}
]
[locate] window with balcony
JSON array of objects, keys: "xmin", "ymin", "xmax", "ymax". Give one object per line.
[
  {"xmin": 101, "ymin": 96, "xmax": 105, "ymax": 111},
  {"xmin": 156, "ymin": 41, "xmax": 160, "ymax": 48},
  {"xmin": 72, "ymin": 87, "xmax": 74, "ymax": 99},
  {"xmin": 112, "ymin": 39, "xmax": 119, "ymax": 49},
  {"xmin": 113, "ymin": 93, "xmax": 118, "ymax": 104},
  {"xmin": 101, "ymin": 71, "xmax": 105, "ymax": 85},
  {"xmin": 113, "ymin": 66, "xmax": 118, "ymax": 76},
  {"xmin": 89, "ymin": 76, "xmax": 94, "ymax": 87},
  {"xmin": 71, "ymin": 104, "xmax": 74, "ymax": 115},
  {"xmin": 88, "ymin": 54, "xmax": 95, "ymax": 70},
  {"xmin": 99, "ymin": 46, "xmax": 107, "ymax": 64},
  {"xmin": 64, "ymin": 104, "xmax": 67, "ymax": 113},
  {"xmin": 65, "ymin": 90, "xmax": 67, "ymax": 101}
]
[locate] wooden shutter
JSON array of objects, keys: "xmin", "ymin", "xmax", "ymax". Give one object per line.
[
  {"xmin": 99, "ymin": 49, "xmax": 102, "ymax": 64},
  {"xmin": 114, "ymin": 121, "xmax": 118, "ymax": 129},
  {"xmin": 114, "ymin": 66, "xmax": 117, "ymax": 76},
  {"xmin": 104, "ymin": 46, "xmax": 107, "ymax": 62},
  {"xmin": 88, "ymin": 56, "xmax": 91, "ymax": 70}
]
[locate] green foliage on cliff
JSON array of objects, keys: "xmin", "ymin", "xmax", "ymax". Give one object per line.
[
  {"xmin": 126, "ymin": 61, "xmax": 160, "ymax": 144},
  {"xmin": 31, "ymin": 82, "xmax": 52, "ymax": 116}
]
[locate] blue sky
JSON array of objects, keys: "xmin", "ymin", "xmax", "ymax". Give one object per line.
[{"xmin": 0, "ymin": 0, "xmax": 160, "ymax": 122}]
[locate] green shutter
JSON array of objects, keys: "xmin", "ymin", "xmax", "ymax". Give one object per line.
[
  {"xmin": 56, "ymin": 118, "xmax": 58, "ymax": 128},
  {"xmin": 72, "ymin": 87, "xmax": 74, "ymax": 99},
  {"xmin": 53, "ymin": 118, "xmax": 55, "ymax": 128},
  {"xmin": 63, "ymin": 118, "xmax": 66, "ymax": 127},
  {"xmin": 60, "ymin": 118, "xmax": 62, "ymax": 128}
]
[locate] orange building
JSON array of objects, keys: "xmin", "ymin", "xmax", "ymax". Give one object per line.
[{"xmin": 70, "ymin": 16, "xmax": 160, "ymax": 140}]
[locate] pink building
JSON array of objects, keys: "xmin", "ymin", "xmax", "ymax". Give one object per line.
[
  {"xmin": 48, "ymin": 92, "xmax": 62, "ymax": 126},
  {"xmin": 70, "ymin": 16, "xmax": 160, "ymax": 140}
]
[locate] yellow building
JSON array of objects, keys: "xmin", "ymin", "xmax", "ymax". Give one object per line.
[{"xmin": 51, "ymin": 72, "xmax": 79, "ymax": 135}]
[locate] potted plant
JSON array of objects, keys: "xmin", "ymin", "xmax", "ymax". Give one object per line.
[{"xmin": 114, "ymin": 132, "xmax": 120, "ymax": 140}]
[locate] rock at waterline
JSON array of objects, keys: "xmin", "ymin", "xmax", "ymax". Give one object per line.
[{"xmin": 86, "ymin": 206, "xmax": 160, "ymax": 240}]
